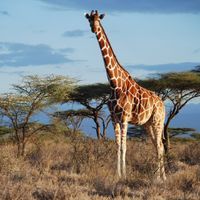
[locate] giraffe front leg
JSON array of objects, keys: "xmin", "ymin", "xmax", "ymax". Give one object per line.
[
  {"xmin": 114, "ymin": 123, "xmax": 121, "ymax": 178},
  {"xmin": 121, "ymin": 122, "xmax": 128, "ymax": 178}
]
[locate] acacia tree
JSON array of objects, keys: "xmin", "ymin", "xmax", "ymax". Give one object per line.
[
  {"xmin": 168, "ymin": 127, "xmax": 196, "ymax": 138},
  {"xmin": 192, "ymin": 65, "xmax": 200, "ymax": 73},
  {"xmin": 139, "ymin": 71, "xmax": 200, "ymax": 153},
  {"xmin": 0, "ymin": 75, "xmax": 75, "ymax": 156},
  {"xmin": 69, "ymin": 83, "xmax": 111, "ymax": 139},
  {"xmin": 53, "ymin": 109, "xmax": 90, "ymax": 135}
]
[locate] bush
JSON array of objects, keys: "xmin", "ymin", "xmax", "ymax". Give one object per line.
[
  {"xmin": 0, "ymin": 133, "xmax": 200, "ymax": 199},
  {"xmin": 180, "ymin": 142, "xmax": 200, "ymax": 165}
]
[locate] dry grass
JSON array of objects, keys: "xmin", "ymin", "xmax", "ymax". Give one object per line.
[{"xmin": 0, "ymin": 133, "xmax": 200, "ymax": 200}]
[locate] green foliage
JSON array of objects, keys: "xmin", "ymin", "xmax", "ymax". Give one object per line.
[
  {"xmin": 54, "ymin": 109, "xmax": 92, "ymax": 118},
  {"xmin": 171, "ymin": 137, "xmax": 195, "ymax": 143},
  {"xmin": 13, "ymin": 75, "xmax": 76, "ymax": 103},
  {"xmin": 168, "ymin": 127, "xmax": 196, "ymax": 138},
  {"xmin": 191, "ymin": 133, "xmax": 200, "ymax": 141},
  {"xmin": 53, "ymin": 109, "xmax": 90, "ymax": 135},
  {"xmin": 127, "ymin": 126, "xmax": 146, "ymax": 140},
  {"xmin": 191, "ymin": 65, "xmax": 200, "ymax": 73},
  {"xmin": 139, "ymin": 70, "xmax": 200, "ymax": 153},
  {"xmin": 0, "ymin": 126, "xmax": 12, "ymax": 136},
  {"xmin": 68, "ymin": 83, "xmax": 111, "ymax": 139},
  {"xmin": 0, "ymin": 75, "xmax": 76, "ymax": 156},
  {"xmin": 159, "ymin": 72, "xmax": 200, "ymax": 90},
  {"xmin": 138, "ymin": 71, "xmax": 200, "ymax": 97},
  {"xmin": 70, "ymin": 83, "xmax": 110, "ymax": 103},
  {"xmin": 0, "ymin": 75, "xmax": 76, "ymax": 125}
]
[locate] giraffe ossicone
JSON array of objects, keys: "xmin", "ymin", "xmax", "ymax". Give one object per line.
[{"xmin": 85, "ymin": 10, "xmax": 166, "ymax": 180}]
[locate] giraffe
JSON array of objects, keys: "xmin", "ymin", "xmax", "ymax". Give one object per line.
[{"xmin": 85, "ymin": 10, "xmax": 166, "ymax": 180}]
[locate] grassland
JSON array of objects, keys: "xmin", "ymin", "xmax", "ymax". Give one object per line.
[{"xmin": 0, "ymin": 131, "xmax": 200, "ymax": 200}]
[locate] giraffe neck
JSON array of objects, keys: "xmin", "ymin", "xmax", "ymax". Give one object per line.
[{"xmin": 95, "ymin": 24, "xmax": 130, "ymax": 88}]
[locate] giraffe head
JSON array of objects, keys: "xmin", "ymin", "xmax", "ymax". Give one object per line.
[{"xmin": 85, "ymin": 10, "xmax": 105, "ymax": 33}]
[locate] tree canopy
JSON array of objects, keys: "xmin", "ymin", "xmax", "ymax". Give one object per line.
[
  {"xmin": 70, "ymin": 83, "xmax": 110, "ymax": 105},
  {"xmin": 139, "ymin": 71, "xmax": 200, "ymax": 153},
  {"xmin": 0, "ymin": 75, "xmax": 76, "ymax": 156},
  {"xmin": 68, "ymin": 83, "xmax": 111, "ymax": 139}
]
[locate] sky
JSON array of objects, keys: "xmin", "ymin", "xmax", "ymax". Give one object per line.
[
  {"xmin": 0, "ymin": 0, "xmax": 200, "ymax": 133},
  {"xmin": 0, "ymin": 0, "xmax": 200, "ymax": 93}
]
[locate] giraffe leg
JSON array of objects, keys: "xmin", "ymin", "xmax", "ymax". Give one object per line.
[
  {"xmin": 158, "ymin": 135, "xmax": 166, "ymax": 180},
  {"xmin": 114, "ymin": 123, "xmax": 121, "ymax": 177},
  {"xmin": 144, "ymin": 124, "xmax": 159, "ymax": 178},
  {"xmin": 121, "ymin": 121, "xmax": 128, "ymax": 178},
  {"xmin": 144, "ymin": 123, "xmax": 166, "ymax": 180},
  {"xmin": 152, "ymin": 124, "xmax": 166, "ymax": 181}
]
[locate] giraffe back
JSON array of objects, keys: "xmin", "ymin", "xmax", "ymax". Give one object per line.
[{"xmin": 108, "ymin": 77, "xmax": 165, "ymax": 125}]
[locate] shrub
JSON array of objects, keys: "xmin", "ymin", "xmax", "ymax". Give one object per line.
[{"xmin": 180, "ymin": 142, "xmax": 200, "ymax": 165}]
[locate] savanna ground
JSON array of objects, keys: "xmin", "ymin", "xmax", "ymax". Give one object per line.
[{"xmin": 0, "ymin": 129, "xmax": 200, "ymax": 200}]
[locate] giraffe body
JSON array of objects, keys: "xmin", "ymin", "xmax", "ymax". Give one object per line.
[{"xmin": 85, "ymin": 10, "xmax": 166, "ymax": 180}]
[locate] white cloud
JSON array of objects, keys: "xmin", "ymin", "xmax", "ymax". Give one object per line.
[{"xmin": 0, "ymin": 42, "xmax": 74, "ymax": 67}]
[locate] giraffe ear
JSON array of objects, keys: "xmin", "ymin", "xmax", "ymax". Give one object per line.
[
  {"xmin": 85, "ymin": 13, "xmax": 90, "ymax": 19},
  {"xmin": 99, "ymin": 14, "xmax": 105, "ymax": 20}
]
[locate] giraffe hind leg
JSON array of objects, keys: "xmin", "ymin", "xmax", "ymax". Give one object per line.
[
  {"xmin": 144, "ymin": 123, "xmax": 166, "ymax": 180},
  {"xmin": 152, "ymin": 123, "xmax": 166, "ymax": 181}
]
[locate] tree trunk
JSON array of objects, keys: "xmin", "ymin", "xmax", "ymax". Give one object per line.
[
  {"xmin": 16, "ymin": 141, "xmax": 26, "ymax": 157},
  {"xmin": 163, "ymin": 124, "xmax": 170, "ymax": 155},
  {"xmin": 101, "ymin": 119, "xmax": 107, "ymax": 139},
  {"xmin": 102, "ymin": 128, "xmax": 106, "ymax": 139},
  {"xmin": 15, "ymin": 130, "xmax": 22, "ymax": 157},
  {"xmin": 17, "ymin": 142, "xmax": 21, "ymax": 157},
  {"xmin": 94, "ymin": 112, "xmax": 101, "ymax": 139},
  {"xmin": 21, "ymin": 141, "xmax": 26, "ymax": 156},
  {"xmin": 95, "ymin": 120, "xmax": 101, "ymax": 140},
  {"xmin": 16, "ymin": 132, "xmax": 26, "ymax": 157},
  {"xmin": 163, "ymin": 111, "xmax": 176, "ymax": 155}
]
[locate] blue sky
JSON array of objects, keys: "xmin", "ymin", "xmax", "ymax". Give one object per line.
[{"xmin": 0, "ymin": 0, "xmax": 200, "ymax": 92}]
